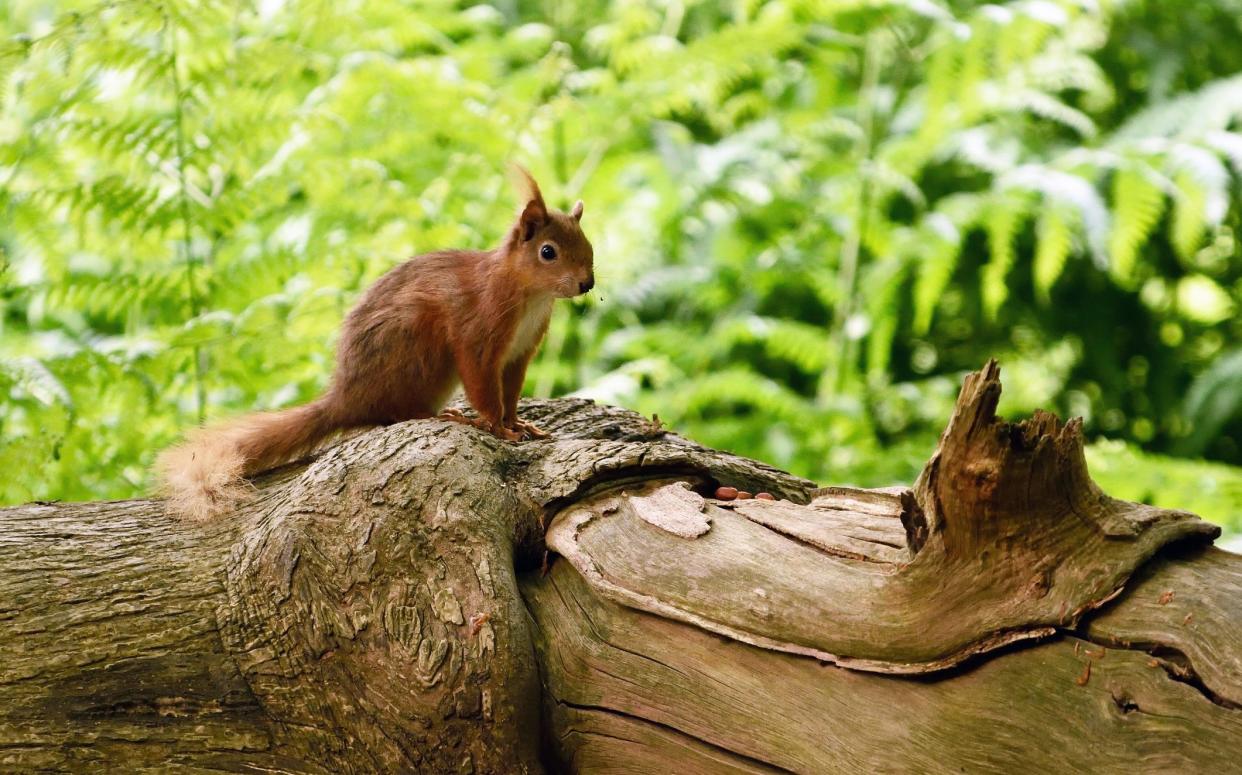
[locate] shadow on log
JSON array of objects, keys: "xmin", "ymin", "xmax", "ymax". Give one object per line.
[{"xmin": 0, "ymin": 361, "xmax": 1237, "ymax": 773}]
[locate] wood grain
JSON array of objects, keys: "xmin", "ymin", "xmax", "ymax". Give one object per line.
[
  {"xmin": 544, "ymin": 363, "xmax": 1220, "ymax": 674},
  {"xmin": 524, "ymin": 560, "xmax": 1242, "ymax": 774}
]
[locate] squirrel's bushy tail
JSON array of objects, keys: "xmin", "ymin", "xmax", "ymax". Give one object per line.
[{"xmin": 157, "ymin": 399, "xmax": 339, "ymax": 520}]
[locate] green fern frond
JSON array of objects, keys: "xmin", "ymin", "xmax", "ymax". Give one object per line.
[
  {"xmin": 1027, "ymin": 51, "xmax": 1112, "ymax": 112},
  {"xmin": 866, "ymin": 161, "xmax": 927, "ymax": 212},
  {"xmin": 61, "ymin": 116, "xmax": 177, "ymax": 163},
  {"xmin": 955, "ymin": 21, "xmax": 989, "ymax": 121},
  {"xmin": 0, "ymin": 48, "xmax": 18, "ymax": 104},
  {"xmin": 911, "ymin": 213, "xmax": 963, "ymax": 335},
  {"xmin": 43, "ymin": 264, "xmax": 190, "ymax": 323},
  {"xmin": 1178, "ymin": 348, "xmax": 1242, "ymax": 457},
  {"xmin": 1170, "ymin": 171, "xmax": 1209, "ymax": 261},
  {"xmin": 995, "ymin": 6, "xmax": 1054, "ymax": 67},
  {"xmin": 1005, "ymin": 89, "xmax": 1096, "ymax": 138},
  {"xmin": 1003, "ymin": 164, "xmax": 1109, "ymax": 266},
  {"xmin": 162, "ymin": 0, "xmax": 234, "ymax": 35},
  {"xmin": 1170, "ymin": 142, "xmax": 1230, "ymax": 225},
  {"xmin": 1114, "ymin": 72, "xmax": 1242, "ymax": 140},
  {"xmin": 1162, "ymin": 144, "xmax": 1222, "ymax": 264},
  {"xmin": 1107, "ymin": 165, "xmax": 1166, "ymax": 286},
  {"xmin": 717, "ymin": 316, "xmax": 832, "ymax": 374},
  {"xmin": 919, "ymin": 29, "xmax": 959, "ymax": 130},
  {"xmin": 168, "ymin": 309, "xmax": 236, "ymax": 348},
  {"xmin": 1204, "ymin": 130, "xmax": 1242, "ymax": 174},
  {"xmin": 1033, "ymin": 206, "xmax": 1073, "ymax": 303},
  {"xmin": 2, "ymin": 357, "xmax": 72, "ymax": 409},
  {"xmin": 981, "ymin": 192, "xmax": 1031, "ymax": 318},
  {"xmin": 673, "ymin": 368, "xmax": 813, "ymax": 425},
  {"xmin": 28, "ymin": 175, "xmax": 166, "ymax": 231},
  {"xmin": 864, "ymin": 259, "xmax": 909, "ymax": 377}
]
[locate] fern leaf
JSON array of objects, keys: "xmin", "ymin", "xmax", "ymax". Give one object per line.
[
  {"xmin": 1107, "ymin": 166, "xmax": 1165, "ymax": 286},
  {"xmin": 5, "ymin": 357, "xmax": 72, "ymax": 409},
  {"xmin": 1171, "ymin": 142, "xmax": 1230, "ymax": 227},
  {"xmin": 1204, "ymin": 130, "xmax": 1242, "ymax": 174},
  {"xmin": 757, "ymin": 319, "xmax": 832, "ymax": 374},
  {"xmin": 981, "ymin": 193, "xmax": 1029, "ymax": 318},
  {"xmin": 911, "ymin": 213, "xmax": 962, "ymax": 335},
  {"xmin": 1033, "ymin": 207, "xmax": 1072, "ymax": 303},
  {"xmin": 715, "ymin": 316, "xmax": 830, "ymax": 374},
  {"xmin": 674, "ymin": 369, "xmax": 812, "ymax": 425},
  {"xmin": 1004, "ymin": 165, "xmax": 1109, "ymax": 267},
  {"xmin": 1177, "ymin": 348, "xmax": 1242, "ymax": 456},
  {"xmin": 1170, "ymin": 171, "xmax": 1208, "ymax": 261},
  {"xmin": 1007, "ymin": 89, "xmax": 1096, "ymax": 138},
  {"xmin": 1114, "ymin": 72, "xmax": 1242, "ymax": 140},
  {"xmin": 865, "ymin": 260, "xmax": 908, "ymax": 377}
]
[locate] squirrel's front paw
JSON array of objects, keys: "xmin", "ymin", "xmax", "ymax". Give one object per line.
[{"xmin": 511, "ymin": 418, "xmax": 550, "ymax": 440}]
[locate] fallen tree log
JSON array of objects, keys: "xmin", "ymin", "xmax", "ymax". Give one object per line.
[{"xmin": 1, "ymin": 362, "xmax": 1237, "ymax": 773}]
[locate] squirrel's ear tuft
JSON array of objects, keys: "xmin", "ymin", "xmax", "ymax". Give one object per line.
[
  {"xmin": 571, "ymin": 200, "xmax": 584, "ymax": 221},
  {"xmin": 509, "ymin": 164, "xmax": 547, "ymax": 241}
]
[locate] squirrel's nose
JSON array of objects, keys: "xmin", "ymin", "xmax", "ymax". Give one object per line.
[{"xmin": 579, "ymin": 277, "xmax": 595, "ymax": 294}]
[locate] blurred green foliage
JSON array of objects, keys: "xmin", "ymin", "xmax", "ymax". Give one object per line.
[{"xmin": 1, "ymin": 0, "xmax": 1239, "ymax": 532}]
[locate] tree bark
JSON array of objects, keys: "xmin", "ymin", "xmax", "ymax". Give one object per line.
[{"xmin": 1, "ymin": 362, "xmax": 1237, "ymax": 773}]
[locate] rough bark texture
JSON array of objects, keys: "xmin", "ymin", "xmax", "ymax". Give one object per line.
[{"xmin": 1, "ymin": 362, "xmax": 1237, "ymax": 773}]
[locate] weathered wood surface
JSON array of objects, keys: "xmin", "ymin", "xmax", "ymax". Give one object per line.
[
  {"xmin": 524, "ymin": 558, "xmax": 1242, "ymax": 773},
  {"xmin": 0, "ymin": 363, "xmax": 1237, "ymax": 773},
  {"xmin": 1085, "ymin": 544, "xmax": 1242, "ymax": 707},
  {"xmin": 544, "ymin": 362, "xmax": 1219, "ymax": 673},
  {"xmin": 735, "ymin": 486, "xmax": 909, "ymax": 564}
]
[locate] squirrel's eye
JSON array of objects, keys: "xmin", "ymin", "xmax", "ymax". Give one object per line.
[{"xmin": 539, "ymin": 244, "xmax": 557, "ymax": 261}]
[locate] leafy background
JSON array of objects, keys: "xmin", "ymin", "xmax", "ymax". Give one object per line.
[{"xmin": 1, "ymin": 0, "xmax": 1239, "ymax": 540}]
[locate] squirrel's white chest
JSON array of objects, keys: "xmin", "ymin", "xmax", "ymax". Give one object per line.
[{"xmin": 506, "ymin": 298, "xmax": 552, "ymax": 362}]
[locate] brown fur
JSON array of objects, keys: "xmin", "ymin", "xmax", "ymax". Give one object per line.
[{"xmin": 157, "ymin": 166, "xmax": 594, "ymax": 519}]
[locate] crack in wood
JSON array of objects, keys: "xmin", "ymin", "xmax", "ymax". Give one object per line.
[{"xmin": 553, "ymin": 699, "xmax": 796, "ymax": 775}]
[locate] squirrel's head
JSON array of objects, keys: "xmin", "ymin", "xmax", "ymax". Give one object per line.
[{"xmin": 506, "ymin": 165, "xmax": 594, "ymax": 299}]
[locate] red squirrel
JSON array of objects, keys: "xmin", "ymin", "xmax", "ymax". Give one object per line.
[{"xmin": 158, "ymin": 166, "xmax": 594, "ymax": 519}]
